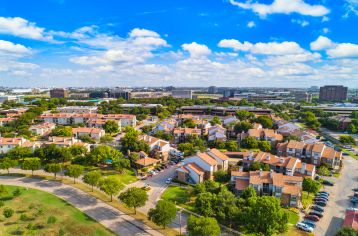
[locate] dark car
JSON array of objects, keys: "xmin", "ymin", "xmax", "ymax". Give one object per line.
[
  {"xmin": 304, "ymin": 215, "xmax": 320, "ymax": 222},
  {"xmin": 301, "ymin": 220, "xmax": 316, "ymax": 228},
  {"xmin": 316, "ymin": 194, "xmax": 329, "ymax": 200},
  {"xmin": 315, "ymin": 201, "xmax": 327, "ymax": 207},
  {"xmin": 323, "ymin": 180, "xmax": 334, "ymax": 186},
  {"xmin": 315, "ymin": 195, "xmax": 329, "ymax": 201},
  {"xmin": 318, "ymin": 191, "xmax": 330, "ymax": 195},
  {"xmin": 309, "ymin": 211, "xmax": 323, "ymax": 218},
  {"xmin": 314, "ymin": 197, "xmax": 328, "ymax": 202},
  {"xmin": 311, "ymin": 205, "xmax": 325, "ymax": 213},
  {"xmin": 353, "ymin": 188, "xmax": 358, "ymax": 192}
]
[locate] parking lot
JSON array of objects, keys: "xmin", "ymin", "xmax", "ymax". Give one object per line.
[{"xmin": 313, "ymin": 156, "xmax": 358, "ymax": 236}]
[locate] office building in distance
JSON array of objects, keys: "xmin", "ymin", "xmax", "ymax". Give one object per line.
[
  {"xmin": 171, "ymin": 90, "xmax": 193, "ymax": 99},
  {"xmin": 50, "ymin": 88, "xmax": 69, "ymax": 98},
  {"xmin": 319, "ymin": 85, "xmax": 348, "ymax": 102}
]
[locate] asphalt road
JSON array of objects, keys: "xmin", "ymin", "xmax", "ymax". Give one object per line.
[
  {"xmin": 314, "ymin": 156, "xmax": 358, "ymax": 236},
  {"xmin": 0, "ymin": 175, "xmax": 163, "ymax": 236}
]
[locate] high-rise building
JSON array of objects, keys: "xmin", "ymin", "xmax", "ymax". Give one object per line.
[
  {"xmin": 171, "ymin": 90, "xmax": 193, "ymax": 99},
  {"xmin": 208, "ymin": 86, "xmax": 218, "ymax": 94},
  {"xmin": 292, "ymin": 91, "xmax": 312, "ymax": 103},
  {"xmin": 319, "ymin": 85, "xmax": 348, "ymax": 102},
  {"xmin": 50, "ymin": 88, "xmax": 69, "ymax": 98},
  {"xmin": 107, "ymin": 88, "xmax": 131, "ymax": 100}
]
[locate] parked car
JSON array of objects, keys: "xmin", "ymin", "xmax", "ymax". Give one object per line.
[
  {"xmin": 314, "ymin": 197, "xmax": 328, "ymax": 202},
  {"xmin": 318, "ymin": 191, "xmax": 330, "ymax": 196},
  {"xmin": 315, "ymin": 195, "xmax": 329, "ymax": 201},
  {"xmin": 311, "ymin": 205, "xmax": 325, "ymax": 213},
  {"xmin": 317, "ymin": 192, "xmax": 329, "ymax": 197},
  {"xmin": 296, "ymin": 223, "xmax": 313, "ymax": 232},
  {"xmin": 165, "ymin": 178, "xmax": 172, "ymax": 184},
  {"xmin": 301, "ymin": 220, "xmax": 316, "ymax": 228},
  {"xmin": 315, "ymin": 175, "xmax": 321, "ymax": 180},
  {"xmin": 350, "ymin": 197, "xmax": 358, "ymax": 203},
  {"xmin": 309, "ymin": 211, "xmax": 323, "ymax": 218},
  {"xmin": 315, "ymin": 201, "xmax": 327, "ymax": 207},
  {"xmin": 316, "ymin": 194, "xmax": 329, "ymax": 199},
  {"xmin": 353, "ymin": 188, "xmax": 358, "ymax": 192},
  {"xmin": 304, "ymin": 215, "xmax": 320, "ymax": 222},
  {"xmin": 322, "ymin": 180, "xmax": 335, "ymax": 186}
]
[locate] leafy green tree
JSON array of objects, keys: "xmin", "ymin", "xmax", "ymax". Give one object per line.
[
  {"xmin": 225, "ymin": 141, "xmax": 238, "ymax": 151},
  {"xmin": 236, "ymin": 110, "xmax": 254, "ymax": 121},
  {"xmin": 210, "ymin": 116, "xmax": 222, "ymax": 126},
  {"xmin": 335, "ymin": 227, "xmax": 358, "ymax": 236},
  {"xmin": 0, "ymin": 185, "xmax": 7, "ymax": 196},
  {"xmin": 187, "ymin": 215, "xmax": 221, "ymax": 236},
  {"xmin": 195, "ymin": 192, "xmax": 216, "ymax": 217},
  {"xmin": 50, "ymin": 126, "xmax": 72, "ymax": 137},
  {"xmin": 83, "ymin": 170, "xmax": 102, "ymax": 191},
  {"xmin": 256, "ymin": 116, "xmax": 273, "ymax": 128},
  {"xmin": 3, "ymin": 207, "xmax": 14, "ymax": 218},
  {"xmin": 22, "ymin": 158, "xmax": 41, "ymax": 176},
  {"xmin": 240, "ymin": 136, "xmax": 258, "ymax": 149},
  {"xmin": 0, "ymin": 158, "xmax": 18, "ymax": 174},
  {"xmin": 69, "ymin": 145, "xmax": 88, "ymax": 157},
  {"xmin": 347, "ymin": 124, "xmax": 357, "ymax": 134},
  {"xmin": 244, "ymin": 196, "xmax": 288, "ymax": 235},
  {"xmin": 181, "ymin": 119, "xmax": 196, "ymax": 128},
  {"xmin": 103, "ymin": 120, "xmax": 119, "ymax": 134},
  {"xmin": 177, "ymin": 142, "xmax": 196, "ymax": 156},
  {"xmin": 100, "ymin": 134, "xmax": 114, "ymax": 144},
  {"xmin": 234, "ymin": 121, "xmax": 253, "ymax": 133},
  {"xmin": 213, "ymin": 170, "xmax": 230, "ymax": 185},
  {"xmin": 121, "ymin": 127, "xmax": 150, "ymax": 153},
  {"xmin": 302, "ymin": 177, "xmax": 321, "ymax": 196},
  {"xmin": 78, "ymin": 134, "xmax": 96, "ymax": 144},
  {"xmin": 89, "ymin": 145, "xmax": 124, "ymax": 165},
  {"xmin": 65, "ymin": 164, "xmax": 84, "ymax": 183},
  {"xmin": 148, "ymin": 200, "xmax": 177, "ymax": 229},
  {"xmin": 119, "ymin": 187, "xmax": 148, "ymax": 213},
  {"xmin": 45, "ymin": 163, "xmax": 62, "ymax": 179},
  {"xmin": 214, "ymin": 188, "xmax": 239, "ymax": 226},
  {"xmin": 258, "ymin": 141, "xmax": 272, "ymax": 152},
  {"xmin": 300, "ymin": 111, "xmax": 320, "ymax": 130},
  {"xmin": 240, "ymin": 186, "xmax": 257, "ymax": 200},
  {"xmin": 99, "ymin": 176, "xmax": 123, "ymax": 201},
  {"xmin": 339, "ymin": 135, "xmax": 356, "ymax": 145},
  {"xmin": 6, "ymin": 146, "xmax": 32, "ymax": 160},
  {"xmin": 35, "ymin": 145, "xmax": 72, "ymax": 164}
]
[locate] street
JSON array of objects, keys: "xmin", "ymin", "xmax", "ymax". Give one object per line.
[{"xmin": 314, "ymin": 156, "xmax": 358, "ymax": 236}]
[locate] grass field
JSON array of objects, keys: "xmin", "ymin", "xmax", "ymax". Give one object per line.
[
  {"xmin": 161, "ymin": 185, "xmax": 196, "ymax": 212},
  {"xmin": 301, "ymin": 191, "xmax": 315, "ymax": 210},
  {"xmin": 0, "ymin": 185, "xmax": 115, "ymax": 236}
]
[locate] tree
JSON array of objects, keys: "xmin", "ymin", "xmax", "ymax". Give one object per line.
[
  {"xmin": 103, "ymin": 120, "xmax": 119, "ymax": 134},
  {"xmin": 0, "ymin": 158, "xmax": 18, "ymax": 174},
  {"xmin": 178, "ymin": 142, "xmax": 196, "ymax": 156},
  {"xmin": 69, "ymin": 145, "xmax": 88, "ymax": 157},
  {"xmin": 181, "ymin": 119, "xmax": 196, "ymax": 128},
  {"xmin": 339, "ymin": 135, "xmax": 356, "ymax": 145},
  {"xmin": 187, "ymin": 216, "xmax": 221, "ymax": 236},
  {"xmin": 78, "ymin": 134, "xmax": 96, "ymax": 144},
  {"xmin": 258, "ymin": 141, "xmax": 272, "ymax": 152},
  {"xmin": 243, "ymin": 196, "xmax": 288, "ymax": 235},
  {"xmin": 119, "ymin": 187, "xmax": 148, "ymax": 213},
  {"xmin": 148, "ymin": 200, "xmax": 177, "ymax": 228},
  {"xmin": 214, "ymin": 188, "xmax": 239, "ymax": 226},
  {"xmin": 195, "ymin": 192, "xmax": 216, "ymax": 217},
  {"xmin": 240, "ymin": 136, "xmax": 258, "ymax": 149},
  {"xmin": 210, "ymin": 116, "xmax": 221, "ymax": 126},
  {"xmin": 317, "ymin": 166, "xmax": 330, "ymax": 176},
  {"xmin": 347, "ymin": 124, "xmax": 357, "ymax": 134},
  {"xmin": 300, "ymin": 111, "xmax": 320, "ymax": 130},
  {"xmin": 225, "ymin": 141, "xmax": 238, "ymax": 151},
  {"xmin": 45, "ymin": 163, "xmax": 62, "ymax": 179},
  {"xmin": 0, "ymin": 185, "xmax": 7, "ymax": 196},
  {"xmin": 99, "ymin": 176, "xmax": 123, "ymax": 201},
  {"xmin": 256, "ymin": 116, "xmax": 273, "ymax": 128},
  {"xmin": 121, "ymin": 127, "xmax": 150, "ymax": 153},
  {"xmin": 83, "ymin": 170, "xmax": 101, "ymax": 191},
  {"xmin": 65, "ymin": 164, "xmax": 84, "ymax": 184},
  {"xmin": 90, "ymin": 145, "xmax": 124, "ymax": 165},
  {"xmin": 335, "ymin": 227, "xmax": 358, "ymax": 236},
  {"xmin": 234, "ymin": 121, "xmax": 253, "ymax": 133},
  {"xmin": 3, "ymin": 207, "xmax": 14, "ymax": 218},
  {"xmin": 35, "ymin": 145, "xmax": 72, "ymax": 164},
  {"xmin": 241, "ymin": 186, "xmax": 257, "ymax": 200},
  {"xmin": 50, "ymin": 126, "xmax": 72, "ymax": 137},
  {"xmin": 6, "ymin": 146, "xmax": 32, "ymax": 160},
  {"xmin": 236, "ymin": 110, "xmax": 254, "ymax": 121},
  {"xmin": 213, "ymin": 170, "xmax": 230, "ymax": 185},
  {"xmin": 100, "ymin": 134, "xmax": 114, "ymax": 144},
  {"xmin": 22, "ymin": 158, "xmax": 41, "ymax": 176},
  {"xmin": 302, "ymin": 178, "xmax": 321, "ymax": 196}
]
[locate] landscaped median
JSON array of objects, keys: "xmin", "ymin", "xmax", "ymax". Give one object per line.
[{"xmin": 0, "ymin": 172, "xmax": 179, "ymax": 236}]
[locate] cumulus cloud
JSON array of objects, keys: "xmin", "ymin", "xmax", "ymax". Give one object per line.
[
  {"xmin": 311, "ymin": 36, "xmax": 358, "ymax": 58},
  {"xmin": 247, "ymin": 21, "xmax": 256, "ymax": 28},
  {"xmin": 228, "ymin": 0, "xmax": 329, "ymax": 17},
  {"xmin": 182, "ymin": 42, "xmax": 211, "ymax": 58},
  {"xmin": 343, "ymin": 0, "xmax": 358, "ymax": 17},
  {"xmin": 0, "ymin": 17, "xmax": 53, "ymax": 41},
  {"xmin": 291, "ymin": 19, "xmax": 309, "ymax": 27},
  {"xmin": 0, "ymin": 40, "xmax": 31, "ymax": 55},
  {"xmin": 310, "ymin": 36, "xmax": 334, "ymax": 50}
]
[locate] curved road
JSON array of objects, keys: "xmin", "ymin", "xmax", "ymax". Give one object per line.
[{"xmin": 0, "ymin": 175, "xmax": 163, "ymax": 236}]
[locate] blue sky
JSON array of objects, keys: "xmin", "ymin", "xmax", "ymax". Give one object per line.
[{"xmin": 0, "ymin": 0, "xmax": 357, "ymax": 87}]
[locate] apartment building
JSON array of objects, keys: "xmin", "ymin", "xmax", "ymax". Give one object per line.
[
  {"xmin": 72, "ymin": 127, "xmax": 105, "ymax": 140},
  {"xmin": 57, "ymin": 106, "xmax": 98, "ymax": 114},
  {"xmin": 277, "ymin": 140, "xmax": 342, "ymax": 169},
  {"xmin": 139, "ymin": 135, "xmax": 171, "ymax": 161},
  {"xmin": 231, "ymin": 170, "xmax": 303, "ymax": 207},
  {"xmin": 50, "ymin": 88, "xmax": 69, "ymax": 98},
  {"xmin": 0, "ymin": 117, "xmax": 15, "ymax": 126},
  {"xmin": 238, "ymin": 124, "xmax": 283, "ymax": 145},
  {"xmin": 29, "ymin": 122, "xmax": 56, "ymax": 136},
  {"xmin": 176, "ymin": 149, "xmax": 229, "ymax": 184},
  {"xmin": 319, "ymin": 85, "xmax": 348, "ymax": 102},
  {"xmin": 242, "ymin": 151, "xmax": 316, "ymax": 178},
  {"xmin": 0, "ymin": 137, "xmax": 38, "ymax": 154},
  {"xmin": 43, "ymin": 136, "xmax": 90, "ymax": 150},
  {"xmin": 207, "ymin": 124, "xmax": 227, "ymax": 142},
  {"xmin": 173, "ymin": 127, "xmax": 202, "ymax": 143}
]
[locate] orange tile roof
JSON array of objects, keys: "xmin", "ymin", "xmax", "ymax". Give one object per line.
[
  {"xmin": 187, "ymin": 163, "xmax": 205, "ymax": 175},
  {"xmin": 235, "ymin": 179, "xmax": 249, "ymax": 190},
  {"xmin": 249, "ymin": 171, "xmax": 271, "ymax": 185},
  {"xmin": 209, "ymin": 148, "xmax": 229, "ymax": 161},
  {"xmin": 283, "ymin": 184, "xmax": 301, "ymax": 195},
  {"xmin": 197, "ymin": 152, "xmax": 218, "ymax": 166},
  {"xmin": 312, "ymin": 143, "xmax": 325, "ymax": 153},
  {"xmin": 72, "ymin": 127, "xmax": 103, "ymax": 134},
  {"xmin": 248, "ymin": 129, "xmax": 262, "ymax": 138},
  {"xmin": 135, "ymin": 157, "xmax": 159, "ymax": 166},
  {"xmin": 231, "ymin": 171, "xmax": 250, "ymax": 177},
  {"xmin": 0, "ymin": 138, "xmax": 23, "ymax": 145}
]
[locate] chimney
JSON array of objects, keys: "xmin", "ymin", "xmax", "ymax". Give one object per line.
[
  {"xmin": 266, "ymin": 155, "xmax": 270, "ymax": 161},
  {"xmin": 280, "ymin": 158, "xmax": 284, "ymax": 164},
  {"xmin": 259, "ymin": 169, "xmax": 263, "ymax": 178},
  {"xmin": 239, "ymin": 166, "xmax": 243, "ymax": 172},
  {"xmin": 301, "ymin": 162, "xmax": 306, "ymax": 174},
  {"xmin": 269, "ymin": 169, "xmax": 274, "ymax": 178}
]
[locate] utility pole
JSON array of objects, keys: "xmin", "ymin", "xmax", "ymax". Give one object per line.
[{"xmin": 179, "ymin": 209, "xmax": 182, "ymax": 236}]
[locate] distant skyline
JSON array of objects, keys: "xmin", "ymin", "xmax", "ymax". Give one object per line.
[{"xmin": 0, "ymin": 0, "xmax": 357, "ymax": 87}]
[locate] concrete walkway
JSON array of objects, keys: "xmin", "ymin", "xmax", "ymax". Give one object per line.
[{"xmin": 0, "ymin": 175, "xmax": 163, "ymax": 236}]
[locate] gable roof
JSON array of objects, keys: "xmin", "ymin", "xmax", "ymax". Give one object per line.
[
  {"xmin": 197, "ymin": 152, "xmax": 218, "ymax": 166},
  {"xmin": 208, "ymin": 148, "xmax": 229, "ymax": 161}
]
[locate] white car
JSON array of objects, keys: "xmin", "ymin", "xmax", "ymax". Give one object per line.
[
  {"xmin": 296, "ymin": 223, "xmax": 313, "ymax": 232},
  {"xmin": 165, "ymin": 178, "xmax": 172, "ymax": 184}
]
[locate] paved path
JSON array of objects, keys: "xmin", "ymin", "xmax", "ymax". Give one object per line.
[
  {"xmin": 314, "ymin": 156, "xmax": 358, "ymax": 236},
  {"xmin": 0, "ymin": 175, "xmax": 163, "ymax": 236}
]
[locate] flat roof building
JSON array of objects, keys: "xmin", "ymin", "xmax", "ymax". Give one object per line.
[{"xmin": 319, "ymin": 85, "xmax": 348, "ymax": 102}]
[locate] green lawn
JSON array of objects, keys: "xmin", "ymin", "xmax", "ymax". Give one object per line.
[
  {"xmin": 343, "ymin": 149, "xmax": 358, "ymax": 160},
  {"xmin": 301, "ymin": 191, "xmax": 315, "ymax": 210},
  {"xmin": 100, "ymin": 169, "xmax": 138, "ymax": 186},
  {"xmin": 161, "ymin": 186, "xmax": 196, "ymax": 212},
  {"xmin": 284, "ymin": 209, "xmax": 299, "ymax": 225},
  {"xmin": 0, "ymin": 185, "xmax": 115, "ymax": 236}
]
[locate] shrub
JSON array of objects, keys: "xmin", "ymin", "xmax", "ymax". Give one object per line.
[
  {"xmin": 47, "ymin": 215, "xmax": 57, "ymax": 224},
  {"xmin": 3, "ymin": 207, "xmax": 14, "ymax": 218},
  {"xmin": 20, "ymin": 213, "xmax": 29, "ymax": 221},
  {"xmin": 0, "ymin": 201, "xmax": 4, "ymax": 208},
  {"xmin": 12, "ymin": 188, "xmax": 21, "ymax": 197}
]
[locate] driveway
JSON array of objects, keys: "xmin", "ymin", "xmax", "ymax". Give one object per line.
[
  {"xmin": 314, "ymin": 156, "xmax": 358, "ymax": 236},
  {"xmin": 0, "ymin": 175, "xmax": 163, "ymax": 236}
]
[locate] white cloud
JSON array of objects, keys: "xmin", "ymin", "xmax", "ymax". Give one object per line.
[
  {"xmin": 182, "ymin": 42, "xmax": 211, "ymax": 58},
  {"xmin": 322, "ymin": 28, "xmax": 329, "ymax": 34},
  {"xmin": 129, "ymin": 28, "xmax": 160, "ymax": 38},
  {"xmin": 0, "ymin": 17, "xmax": 53, "ymax": 41},
  {"xmin": 322, "ymin": 16, "xmax": 329, "ymax": 22},
  {"xmin": 343, "ymin": 0, "xmax": 358, "ymax": 17},
  {"xmin": 0, "ymin": 40, "xmax": 31, "ymax": 55},
  {"xmin": 218, "ymin": 39, "xmax": 305, "ymax": 55},
  {"xmin": 291, "ymin": 19, "xmax": 309, "ymax": 27},
  {"xmin": 310, "ymin": 36, "xmax": 334, "ymax": 50},
  {"xmin": 229, "ymin": 0, "xmax": 329, "ymax": 17},
  {"xmin": 247, "ymin": 21, "xmax": 256, "ymax": 28}
]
